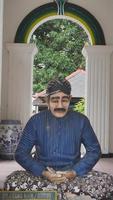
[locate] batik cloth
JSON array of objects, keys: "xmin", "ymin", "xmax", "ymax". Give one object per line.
[{"xmin": 4, "ymin": 170, "xmax": 113, "ymax": 200}]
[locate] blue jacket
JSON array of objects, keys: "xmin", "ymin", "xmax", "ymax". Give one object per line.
[{"xmin": 15, "ymin": 110, "xmax": 101, "ymax": 176}]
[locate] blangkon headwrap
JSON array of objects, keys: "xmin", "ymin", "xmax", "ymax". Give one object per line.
[{"xmin": 46, "ymin": 78, "xmax": 71, "ymax": 96}]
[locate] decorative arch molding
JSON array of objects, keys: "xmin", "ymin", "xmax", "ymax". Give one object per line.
[{"xmin": 15, "ymin": 2, "xmax": 105, "ymax": 45}]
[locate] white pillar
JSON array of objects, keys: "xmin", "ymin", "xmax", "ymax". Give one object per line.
[
  {"xmin": 6, "ymin": 43, "xmax": 37, "ymax": 127},
  {"xmin": 0, "ymin": 0, "xmax": 4, "ymax": 120},
  {"xmin": 83, "ymin": 46, "xmax": 113, "ymax": 154}
]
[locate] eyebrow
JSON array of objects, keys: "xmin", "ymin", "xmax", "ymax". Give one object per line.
[{"xmin": 50, "ymin": 96, "xmax": 70, "ymax": 100}]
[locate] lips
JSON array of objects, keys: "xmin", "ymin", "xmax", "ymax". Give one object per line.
[{"xmin": 54, "ymin": 108, "xmax": 66, "ymax": 112}]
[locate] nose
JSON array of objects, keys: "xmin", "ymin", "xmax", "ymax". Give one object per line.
[{"xmin": 57, "ymin": 99, "xmax": 63, "ymax": 107}]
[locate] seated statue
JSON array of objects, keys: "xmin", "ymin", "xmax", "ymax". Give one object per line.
[{"xmin": 4, "ymin": 79, "xmax": 113, "ymax": 200}]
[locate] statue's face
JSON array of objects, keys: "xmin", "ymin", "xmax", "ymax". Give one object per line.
[{"xmin": 48, "ymin": 91, "xmax": 71, "ymax": 118}]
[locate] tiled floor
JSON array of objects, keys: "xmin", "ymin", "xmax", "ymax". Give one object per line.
[
  {"xmin": 94, "ymin": 158, "xmax": 113, "ymax": 175},
  {"xmin": 0, "ymin": 158, "xmax": 113, "ymax": 189},
  {"xmin": 0, "ymin": 160, "xmax": 23, "ymax": 189}
]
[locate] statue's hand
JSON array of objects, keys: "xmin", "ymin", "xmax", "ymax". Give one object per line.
[
  {"xmin": 56, "ymin": 170, "xmax": 76, "ymax": 180},
  {"xmin": 42, "ymin": 168, "xmax": 67, "ymax": 184}
]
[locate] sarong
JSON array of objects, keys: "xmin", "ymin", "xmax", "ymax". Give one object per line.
[{"xmin": 4, "ymin": 170, "xmax": 113, "ymax": 200}]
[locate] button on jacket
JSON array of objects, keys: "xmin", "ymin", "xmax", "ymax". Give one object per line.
[{"xmin": 15, "ymin": 110, "xmax": 101, "ymax": 176}]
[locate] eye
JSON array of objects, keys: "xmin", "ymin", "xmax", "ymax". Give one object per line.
[
  {"xmin": 53, "ymin": 100, "xmax": 58, "ymax": 103},
  {"xmin": 62, "ymin": 99, "xmax": 69, "ymax": 104},
  {"xmin": 51, "ymin": 99, "xmax": 58, "ymax": 103},
  {"xmin": 62, "ymin": 97, "xmax": 70, "ymax": 103}
]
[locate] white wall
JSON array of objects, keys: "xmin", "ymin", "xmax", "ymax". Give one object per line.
[
  {"xmin": 2, "ymin": 0, "xmax": 113, "ymax": 152},
  {"xmin": 109, "ymin": 53, "xmax": 113, "ymax": 152}
]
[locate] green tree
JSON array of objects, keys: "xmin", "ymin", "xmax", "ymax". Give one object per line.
[
  {"xmin": 74, "ymin": 99, "xmax": 85, "ymax": 114},
  {"xmin": 30, "ymin": 19, "xmax": 90, "ymax": 93}
]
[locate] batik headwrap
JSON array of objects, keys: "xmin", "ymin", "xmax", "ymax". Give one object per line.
[{"xmin": 46, "ymin": 78, "xmax": 71, "ymax": 96}]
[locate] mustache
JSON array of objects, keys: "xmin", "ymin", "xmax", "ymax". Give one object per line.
[{"xmin": 54, "ymin": 108, "xmax": 66, "ymax": 112}]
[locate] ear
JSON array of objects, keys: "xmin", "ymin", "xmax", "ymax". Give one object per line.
[
  {"xmin": 69, "ymin": 95, "xmax": 72, "ymax": 101},
  {"xmin": 45, "ymin": 96, "xmax": 50, "ymax": 110},
  {"xmin": 45, "ymin": 96, "xmax": 49, "ymax": 104}
]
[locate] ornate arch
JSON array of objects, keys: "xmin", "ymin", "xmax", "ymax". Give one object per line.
[{"xmin": 15, "ymin": 2, "xmax": 105, "ymax": 45}]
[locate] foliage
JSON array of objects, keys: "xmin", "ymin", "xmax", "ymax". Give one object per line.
[
  {"xmin": 74, "ymin": 98, "xmax": 85, "ymax": 114},
  {"xmin": 30, "ymin": 19, "xmax": 90, "ymax": 93}
]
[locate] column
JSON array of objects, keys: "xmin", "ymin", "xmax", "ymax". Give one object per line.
[
  {"xmin": 83, "ymin": 46, "xmax": 113, "ymax": 154},
  {"xmin": 6, "ymin": 43, "xmax": 37, "ymax": 127},
  {"xmin": 0, "ymin": 0, "xmax": 4, "ymax": 120}
]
